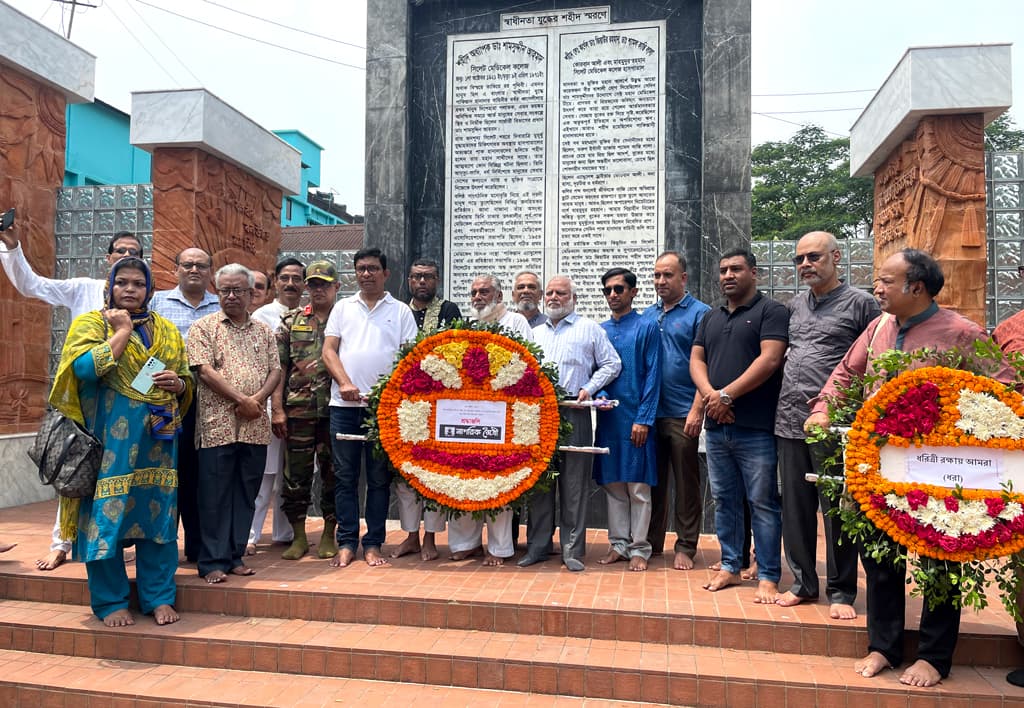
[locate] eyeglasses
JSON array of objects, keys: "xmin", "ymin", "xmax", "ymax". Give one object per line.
[
  {"xmin": 217, "ymin": 287, "xmax": 250, "ymax": 298},
  {"xmin": 601, "ymin": 284, "xmax": 626, "ymax": 296},
  {"xmin": 470, "ymin": 288, "xmax": 494, "ymax": 297},
  {"xmin": 306, "ymin": 280, "xmax": 332, "ymax": 290},
  {"xmin": 179, "ymin": 262, "xmax": 211, "ymax": 271},
  {"xmin": 355, "ymin": 265, "xmax": 382, "ymax": 274},
  {"xmin": 253, "ymin": 283, "xmax": 268, "ymax": 291},
  {"xmin": 409, "ymin": 273, "xmax": 437, "ymax": 281},
  {"xmin": 791, "ymin": 251, "xmax": 830, "ymax": 265},
  {"xmin": 112, "ymin": 246, "xmax": 141, "ymax": 256},
  {"xmin": 276, "ymin": 274, "xmax": 304, "ymax": 284}
]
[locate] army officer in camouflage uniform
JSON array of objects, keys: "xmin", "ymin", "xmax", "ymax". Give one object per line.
[{"xmin": 272, "ymin": 261, "xmax": 342, "ymax": 560}]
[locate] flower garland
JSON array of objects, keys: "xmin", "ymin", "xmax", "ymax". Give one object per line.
[
  {"xmin": 367, "ymin": 321, "xmax": 568, "ymax": 516},
  {"xmin": 844, "ymin": 365, "xmax": 1024, "ymax": 562}
]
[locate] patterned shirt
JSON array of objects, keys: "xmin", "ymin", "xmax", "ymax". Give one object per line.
[
  {"xmin": 278, "ymin": 304, "xmax": 333, "ymax": 418},
  {"xmin": 533, "ymin": 311, "xmax": 622, "ymax": 397},
  {"xmin": 151, "ymin": 286, "xmax": 221, "ymax": 341},
  {"xmin": 187, "ymin": 312, "xmax": 280, "ymax": 447}
]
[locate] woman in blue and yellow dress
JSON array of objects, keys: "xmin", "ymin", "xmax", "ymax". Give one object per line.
[{"xmin": 49, "ymin": 257, "xmax": 192, "ymax": 627}]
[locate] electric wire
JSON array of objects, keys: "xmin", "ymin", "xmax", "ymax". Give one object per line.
[
  {"xmin": 122, "ymin": 0, "xmax": 203, "ymax": 86},
  {"xmin": 107, "ymin": 0, "xmax": 181, "ymax": 85},
  {"xmin": 199, "ymin": 0, "xmax": 364, "ymax": 50}
]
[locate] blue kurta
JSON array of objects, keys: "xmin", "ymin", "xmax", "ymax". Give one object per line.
[
  {"xmin": 594, "ymin": 311, "xmax": 661, "ymax": 486},
  {"xmin": 72, "ymin": 351, "xmax": 180, "ymax": 562}
]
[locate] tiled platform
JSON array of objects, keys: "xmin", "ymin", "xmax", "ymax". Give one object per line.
[{"xmin": 3, "ymin": 499, "xmax": 1024, "ymax": 706}]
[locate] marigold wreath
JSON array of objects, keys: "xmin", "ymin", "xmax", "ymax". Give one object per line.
[
  {"xmin": 845, "ymin": 365, "xmax": 1024, "ymax": 562},
  {"xmin": 366, "ymin": 321, "xmax": 568, "ymax": 516}
]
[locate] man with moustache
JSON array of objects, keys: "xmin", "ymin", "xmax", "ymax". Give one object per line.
[
  {"xmin": 246, "ymin": 258, "xmax": 307, "ymax": 554},
  {"xmin": 390, "ymin": 258, "xmax": 463, "ymax": 561},
  {"xmin": 188, "ymin": 264, "xmax": 281, "ymax": 583},
  {"xmin": 642, "ymin": 251, "xmax": 711, "ymax": 571},
  {"xmin": 274, "ymin": 261, "xmax": 342, "ymax": 561},
  {"xmin": 512, "ymin": 270, "xmax": 548, "ymax": 328},
  {"xmin": 519, "ymin": 275, "xmax": 621, "ymax": 571},
  {"xmin": 691, "ymin": 248, "xmax": 788, "ymax": 604},
  {"xmin": 0, "ymin": 228, "xmax": 146, "ymax": 571},
  {"xmin": 151, "ymin": 247, "xmax": 221, "ymax": 564},
  {"xmin": 323, "ymin": 247, "xmax": 418, "ymax": 568},
  {"xmin": 807, "ymin": 248, "xmax": 1014, "ymax": 688},
  {"xmin": 595, "ymin": 267, "xmax": 661, "ymax": 572},
  {"xmin": 443, "ymin": 274, "xmax": 534, "ymax": 565},
  {"xmin": 775, "ymin": 232, "xmax": 878, "ymax": 619}
]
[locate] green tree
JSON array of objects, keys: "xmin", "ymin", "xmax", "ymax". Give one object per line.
[
  {"xmin": 985, "ymin": 113, "xmax": 1024, "ymax": 152},
  {"xmin": 751, "ymin": 125, "xmax": 873, "ymax": 241}
]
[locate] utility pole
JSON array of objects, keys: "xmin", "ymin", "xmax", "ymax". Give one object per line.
[{"xmin": 52, "ymin": 0, "xmax": 98, "ymax": 40}]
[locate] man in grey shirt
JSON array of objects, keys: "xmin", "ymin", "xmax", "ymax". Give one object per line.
[{"xmin": 775, "ymin": 231, "xmax": 879, "ymax": 618}]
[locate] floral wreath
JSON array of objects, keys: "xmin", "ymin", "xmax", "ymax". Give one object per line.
[
  {"xmin": 366, "ymin": 321, "xmax": 568, "ymax": 516},
  {"xmin": 844, "ymin": 365, "xmax": 1024, "ymax": 562}
]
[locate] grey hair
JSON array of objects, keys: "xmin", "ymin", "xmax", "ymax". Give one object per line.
[
  {"xmin": 472, "ymin": 273, "xmax": 503, "ymax": 292},
  {"xmin": 215, "ymin": 263, "xmax": 255, "ymax": 289},
  {"xmin": 513, "ymin": 270, "xmax": 542, "ymax": 284},
  {"xmin": 548, "ymin": 274, "xmax": 577, "ymax": 296}
]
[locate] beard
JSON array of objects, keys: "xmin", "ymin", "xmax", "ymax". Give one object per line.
[
  {"xmin": 471, "ymin": 301, "xmax": 499, "ymax": 321},
  {"xmin": 546, "ymin": 303, "xmax": 573, "ymax": 320},
  {"xmin": 516, "ymin": 299, "xmax": 538, "ymax": 314}
]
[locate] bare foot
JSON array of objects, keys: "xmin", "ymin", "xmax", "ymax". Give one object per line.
[
  {"xmin": 830, "ymin": 602, "xmax": 857, "ymax": 620},
  {"xmin": 203, "ymin": 570, "xmax": 227, "ymax": 584},
  {"xmin": 741, "ymin": 560, "xmax": 758, "ymax": 581},
  {"xmin": 35, "ymin": 549, "xmax": 67, "ymax": 571},
  {"xmin": 421, "ymin": 533, "xmax": 439, "ymax": 561},
  {"xmin": 900, "ymin": 659, "xmax": 942, "ymax": 687},
  {"xmin": 753, "ymin": 580, "xmax": 779, "ymax": 604},
  {"xmin": 854, "ymin": 651, "xmax": 892, "ymax": 678},
  {"xmin": 776, "ymin": 590, "xmax": 814, "ymax": 607},
  {"xmin": 102, "ymin": 609, "xmax": 134, "ymax": 627},
  {"xmin": 449, "ymin": 546, "xmax": 484, "ymax": 561},
  {"xmin": 483, "ymin": 552, "xmax": 505, "ymax": 566},
  {"xmin": 230, "ymin": 564, "xmax": 255, "ymax": 576},
  {"xmin": 389, "ymin": 533, "xmax": 421, "ymax": 559},
  {"xmin": 330, "ymin": 547, "xmax": 355, "ymax": 568},
  {"xmin": 709, "ymin": 561, "xmax": 722, "ymax": 571},
  {"xmin": 629, "ymin": 556, "xmax": 648, "ymax": 572},
  {"xmin": 124, "ymin": 548, "xmax": 136, "ymax": 564},
  {"xmin": 703, "ymin": 569, "xmax": 742, "ymax": 592},
  {"xmin": 673, "ymin": 551, "xmax": 694, "ymax": 570},
  {"xmin": 153, "ymin": 604, "xmax": 179, "ymax": 626},
  {"xmin": 597, "ymin": 549, "xmax": 626, "ymax": 565},
  {"xmin": 0, "ymin": 542, "xmax": 16, "ymax": 553},
  {"xmin": 364, "ymin": 547, "xmax": 390, "ymax": 567},
  {"xmin": 245, "ymin": 544, "xmax": 256, "ymax": 556}
]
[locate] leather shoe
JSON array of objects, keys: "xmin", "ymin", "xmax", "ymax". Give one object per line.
[
  {"xmin": 564, "ymin": 558, "xmax": 585, "ymax": 572},
  {"xmin": 517, "ymin": 551, "xmax": 547, "ymax": 568}
]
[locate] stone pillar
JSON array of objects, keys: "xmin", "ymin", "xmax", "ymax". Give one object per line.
[
  {"xmin": 0, "ymin": 4, "xmax": 94, "ymax": 438},
  {"xmin": 130, "ymin": 90, "xmax": 302, "ymax": 288},
  {"xmin": 850, "ymin": 44, "xmax": 1012, "ymax": 327}
]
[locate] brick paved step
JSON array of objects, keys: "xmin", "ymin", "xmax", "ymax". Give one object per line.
[
  {"xmin": 2, "ymin": 600, "xmax": 1022, "ymax": 706},
  {"xmin": 2, "ymin": 567, "xmax": 1020, "ymax": 668},
  {"xmin": 0, "ymin": 648, "xmax": 660, "ymax": 707}
]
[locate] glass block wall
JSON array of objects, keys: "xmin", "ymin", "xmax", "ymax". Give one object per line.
[
  {"xmin": 988, "ymin": 151, "xmax": 1024, "ymax": 324},
  {"xmin": 752, "ymin": 237, "xmax": 876, "ymax": 306}
]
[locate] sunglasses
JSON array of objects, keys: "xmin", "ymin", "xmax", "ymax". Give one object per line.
[
  {"xmin": 601, "ymin": 284, "xmax": 627, "ymax": 296},
  {"xmin": 112, "ymin": 246, "xmax": 141, "ymax": 256},
  {"xmin": 792, "ymin": 251, "xmax": 832, "ymax": 265}
]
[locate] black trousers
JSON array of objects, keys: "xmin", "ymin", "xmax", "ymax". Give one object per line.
[
  {"xmin": 197, "ymin": 442, "xmax": 266, "ymax": 577},
  {"xmin": 860, "ymin": 537, "xmax": 961, "ymax": 677},
  {"xmin": 178, "ymin": 405, "xmax": 201, "ymax": 562},
  {"xmin": 777, "ymin": 436, "xmax": 858, "ymax": 604}
]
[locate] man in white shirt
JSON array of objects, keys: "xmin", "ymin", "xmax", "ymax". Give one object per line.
[
  {"xmin": 246, "ymin": 258, "xmax": 306, "ymax": 553},
  {"xmin": 468, "ymin": 273, "xmax": 533, "ymax": 339},
  {"xmin": 0, "ymin": 227, "xmax": 142, "ymax": 571},
  {"xmin": 322, "ymin": 248, "xmax": 418, "ymax": 568},
  {"xmin": 518, "ymin": 275, "xmax": 622, "ymax": 571}
]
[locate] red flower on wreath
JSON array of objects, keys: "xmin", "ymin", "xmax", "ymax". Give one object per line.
[
  {"xmin": 401, "ymin": 363, "xmax": 445, "ymax": 394},
  {"xmin": 873, "ymin": 381, "xmax": 941, "ymax": 438}
]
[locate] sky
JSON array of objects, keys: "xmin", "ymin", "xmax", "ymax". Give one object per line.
[{"xmin": 5, "ymin": 0, "xmax": 1024, "ymax": 216}]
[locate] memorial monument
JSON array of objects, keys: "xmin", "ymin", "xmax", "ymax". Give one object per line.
[
  {"xmin": 365, "ymin": 0, "xmax": 750, "ymax": 313},
  {"xmin": 850, "ymin": 44, "xmax": 1012, "ymax": 327}
]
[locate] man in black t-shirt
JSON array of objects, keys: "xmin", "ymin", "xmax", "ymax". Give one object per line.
[{"xmin": 690, "ymin": 247, "xmax": 789, "ymax": 604}]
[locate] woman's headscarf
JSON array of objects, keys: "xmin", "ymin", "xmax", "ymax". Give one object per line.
[{"xmin": 106, "ymin": 256, "xmax": 153, "ymax": 344}]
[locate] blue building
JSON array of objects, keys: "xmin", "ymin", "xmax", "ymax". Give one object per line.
[{"xmin": 62, "ymin": 101, "xmax": 349, "ymax": 227}]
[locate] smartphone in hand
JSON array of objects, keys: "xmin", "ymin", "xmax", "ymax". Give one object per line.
[{"xmin": 0, "ymin": 208, "xmax": 14, "ymax": 232}]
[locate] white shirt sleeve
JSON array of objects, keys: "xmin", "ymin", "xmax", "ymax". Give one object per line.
[{"xmin": 0, "ymin": 241, "xmax": 105, "ymax": 317}]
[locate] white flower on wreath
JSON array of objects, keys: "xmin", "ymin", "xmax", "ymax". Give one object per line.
[
  {"xmin": 512, "ymin": 401, "xmax": 541, "ymax": 445},
  {"xmin": 491, "ymin": 354, "xmax": 528, "ymax": 390},
  {"xmin": 397, "ymin": 400, "xmax": 432, "ymax": 443},
  {"xmin": 402, "ymin": 462, "xmax": 532, "ymax": 502},
  {"xmin": 420, "ymin": 355, "xmax": 463, "ymax": 389},
  {"xmin": 884, "ymin": 492, "xmax": 1007, "ymax": 537},
  {"xmin": 955, "ymin": 389, "xmax": 1024, "ymax": 441}
]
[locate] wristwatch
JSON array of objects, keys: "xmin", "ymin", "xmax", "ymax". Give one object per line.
[{"xmin": 718, "ymin": 389, "xmax": 733, "ymax": 406}]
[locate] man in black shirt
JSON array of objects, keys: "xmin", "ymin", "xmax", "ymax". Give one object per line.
[
  {"xmin": 690, "ymin": 247, "xmax": 789, "ymax": 604},
  {"xmin": 407, "ymin": 258, "xmax": 462, "ymax": 331}
]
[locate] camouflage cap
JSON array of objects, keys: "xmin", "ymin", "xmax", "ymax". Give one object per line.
[{"xmin": 305, "ymin": 260, "xmax": 337, "ymax": 283}]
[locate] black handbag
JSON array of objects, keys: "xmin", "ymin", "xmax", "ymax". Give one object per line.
[{"xmin": 29, "ymin": 409, "xmax": 102, "ymax": 498}]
